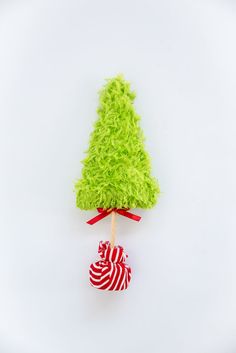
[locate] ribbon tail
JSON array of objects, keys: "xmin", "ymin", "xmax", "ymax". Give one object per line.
[
  {"xmin": 116, "ymin": 209, "xmax": 141, "ymax": 222},
  {"xmin": 87, "ymin": 210, "xmax": 111, "ymax": 225}
]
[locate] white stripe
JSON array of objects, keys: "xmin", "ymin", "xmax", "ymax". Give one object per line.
[
  {"xmin": 89, "ymin": 275, "xmax": 101, "ymax": 282},
  {"xmin": 105, "ymin": 264, "xmax": 117, "ymax": 291},
  {"xmin": 101, "ymin": 265, "xmax": 109, "ymax": 272},
  {"xmin": 119, "ymin": 266, "xmax": 127, "ymax": 290},
  {"xmin": 92, "ymin": 278, "xmax": 110, "ymax": 289},
  {"xmin": 100, "ymin": 271, "xmax": 110, "ymax": 281},
  {"xmin": 114, "ymin": 248, "xmax": 119, "ymax": 263},
  {"xmin": 104, "ymin": 246, "xmax": 109, "ymax": 260},
  {"xmin": 109, "ymin": 247, "xmax": 113, "ymax": 262},
  {"xmin": 93, "ymin": 263, "xmax": 101, "ymax": 269},
  {"xmin": 113, "ymin": 264, "xmax": 123, "ymax": 291},
  {"xmin": 89, "ymin": 268, "xmax": 101, "ymax": 276}
]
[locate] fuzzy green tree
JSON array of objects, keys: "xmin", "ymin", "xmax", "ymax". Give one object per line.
[{"xmin": 75, "ymin": 75, "xmax": 160, "ymax": 211}]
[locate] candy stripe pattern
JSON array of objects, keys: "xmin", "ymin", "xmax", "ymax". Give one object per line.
[{"xmin": 89, "ymin": 241, "xmax": 131, "ymax": 291}]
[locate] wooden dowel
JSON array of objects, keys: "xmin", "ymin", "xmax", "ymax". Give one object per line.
[{"xmin": 110, "ymin": 211, "xmax": 116, "ymax": 248}]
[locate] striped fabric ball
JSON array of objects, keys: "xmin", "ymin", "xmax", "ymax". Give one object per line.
[{"xmin": 89, "ymin": 241, "xmax": 131, "ymax": 291}]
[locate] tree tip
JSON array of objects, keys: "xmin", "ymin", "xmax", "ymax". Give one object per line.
[{"xmin": 101, "ymin": 74, "xmax": 136, "ymax": 101}]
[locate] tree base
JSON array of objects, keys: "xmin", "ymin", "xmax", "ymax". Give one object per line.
[{"xmin": 89, "ymin": 241, "xmax": 131, "ymax": 291}]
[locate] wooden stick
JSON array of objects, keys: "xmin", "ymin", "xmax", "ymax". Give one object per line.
[{"xmin": 110, "ymin": 211, "xmax": 116, "ymax": 248}]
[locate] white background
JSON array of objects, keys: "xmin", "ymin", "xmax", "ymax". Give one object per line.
[{"xmin": 0, "ymin": 1, "xmax": 236, "ymax": 352}]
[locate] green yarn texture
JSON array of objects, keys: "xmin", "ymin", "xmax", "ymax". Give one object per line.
[{"xmin": 75, "ymin": 75, "xmax": 160, "ymax": 210}]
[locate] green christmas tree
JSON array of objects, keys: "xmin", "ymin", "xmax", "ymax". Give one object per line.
[{"xmin": 75, "ymin": 75, "xmax": 160, "ymax": 211}]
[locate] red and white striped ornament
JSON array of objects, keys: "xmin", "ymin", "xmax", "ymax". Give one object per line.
[{"xmin": 89, "ymin": 241, "xmax": 131, "ymax": 291}]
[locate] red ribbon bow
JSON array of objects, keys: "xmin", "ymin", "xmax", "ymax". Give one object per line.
[{"xmin": 87, "ymin": 208, "xmax": 141, "ymax": 225}]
